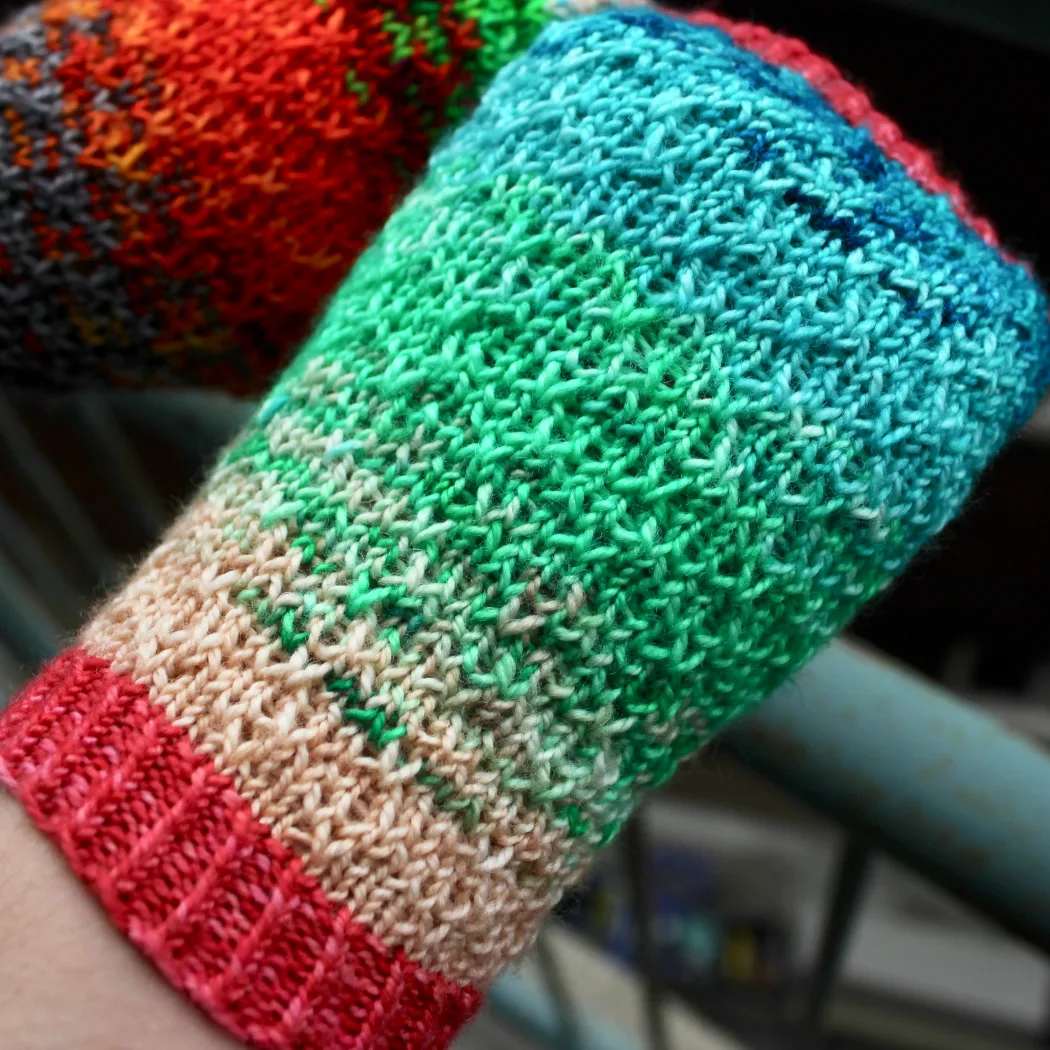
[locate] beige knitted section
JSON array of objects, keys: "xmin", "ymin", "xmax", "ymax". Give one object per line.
[
  {"xmin": 198, "ymin": 406, "xmax": 631, "ymax": 849},
  {"xmin": 79, "ymin": 494, "xmax": 581, "ymax": 986}
]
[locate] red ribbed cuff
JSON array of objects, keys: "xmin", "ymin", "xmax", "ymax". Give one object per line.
[{"xmin": 0, "ymin": 650, "xmax": 481, "ymax": 1050}]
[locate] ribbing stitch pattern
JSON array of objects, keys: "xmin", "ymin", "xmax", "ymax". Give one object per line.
[{"xmin": 3, "ymin": 11, "xmax": 1049, "ymax": 1050}]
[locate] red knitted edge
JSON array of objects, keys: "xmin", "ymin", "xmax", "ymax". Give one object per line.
[
  {"xmin": 0, "ymin": 650, "xmax": 481, "ymax": 1050},
  {"xmin": 685, "ymin": 9, "xmax": 1002, "ymax": 251}
]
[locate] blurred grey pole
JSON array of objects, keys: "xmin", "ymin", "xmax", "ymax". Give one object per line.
[
  {"xmin": 0, "ymin": 547, "xmax": 60, "ymax": 671},
  {"xmin": 534, "ymin": 927, "xmax": 582, "ymax": 1050},
  {"xmin": 623, "ymin": 811, "xmax": 670, "ymax": 1050},
  {"xmin": 0, "ymin": 493, "xmax": 82, "ymax": 617},
  {"xmin": 795, "ymin": 834, "xmax": 873, "ymax": 1048},
  {"xmin": 71, "ymin": 395, "xmax": 169, "ymax": 542},
  {"xmin": 0, "ymin": 395, "xmax": 118, "ymax": 584}
]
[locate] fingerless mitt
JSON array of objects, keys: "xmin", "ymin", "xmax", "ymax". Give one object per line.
[{"xmin": 3, "ymin": 10, "xmax": 1048, "ymax": 1050}]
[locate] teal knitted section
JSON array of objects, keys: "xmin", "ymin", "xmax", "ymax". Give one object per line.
[{"xmin": 217, "ymin": 12, "xmax": 1050, "ymax": 849}]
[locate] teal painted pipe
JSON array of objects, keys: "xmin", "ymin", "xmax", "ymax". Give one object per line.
[{"xmin": 726, "ymin": 640, "xmax": 1050, "ymax": 953}]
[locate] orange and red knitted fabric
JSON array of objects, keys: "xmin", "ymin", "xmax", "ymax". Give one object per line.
[
  {"xmin": 2, "ymin": 9, "xmax": 1049, "ymax": 1050},
  {"xmin": 0, "ymin": 0, "xmax": 553, "ymax": 390}
]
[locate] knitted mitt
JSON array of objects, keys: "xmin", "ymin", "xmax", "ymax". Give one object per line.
[
  {"xmin": 0, "ymin": 0, "xmax": 567, "ymax": 390},
  {"xmin": 2, "ymin": 10, "xmax": 1048, "ymax": 1049}
]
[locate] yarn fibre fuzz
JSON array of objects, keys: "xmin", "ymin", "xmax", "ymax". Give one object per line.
[{"xmin": 213, "ymin": 10, "xmax": 1049, "ymax": 854}]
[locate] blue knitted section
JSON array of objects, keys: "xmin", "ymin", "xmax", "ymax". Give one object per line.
[{"xmin": 428, "ymin": 10, "xmax": 1050, "ymax": 548}]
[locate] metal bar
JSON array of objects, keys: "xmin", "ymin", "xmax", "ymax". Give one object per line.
[
  {"xmin": 0, "ymin": 548, "xmax": 60, "ymax": 670},
  {"xmin": 0, "ymin": 494, "xmax": 82, "ymax": 618},
  {"xmin": 489, "ymin": 972, "xmax": 642, "ymax": 1050},
  {"xmin": 0, "ymin": 395, "xmax": 118, "ymax": 584},
  {"xmin": 726, "ymin": 640, "xmax": 1050, "ymax": 955},
  {"xmin": 71, "ymin": 396, "xmax": 169, "ymax": 543},
  {"xmin": 0, "ymin": 642, "xmax": 20, "ymax": 708},
  {"xmin": 795, "ymin": 835, "xmax": 873, "ymax": 1047},
  {"xmin": 534, "ymin": 927, "xmax": 582, "ymax": 1050},
  {"xmin": 491, "ymin": 928, "xmax": 748, "ymax": 1050},
  {"xmin": 623, "ymin": 811, "xmax": 670, "ymax": 1050}
]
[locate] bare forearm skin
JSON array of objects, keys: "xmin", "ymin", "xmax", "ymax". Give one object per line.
[{"xmin": 0, "ymin": 790, "xmax": 241, "ymax": 1050}]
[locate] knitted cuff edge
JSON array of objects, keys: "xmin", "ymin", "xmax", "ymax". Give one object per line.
[{"xmin": 0, "ymin": 649, "xmax": 481, "ymax": 1050}]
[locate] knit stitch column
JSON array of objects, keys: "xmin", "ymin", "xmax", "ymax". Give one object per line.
[{"xmin": 3, "ymin": 10, "xmax": 1049, "ymax": 1049}]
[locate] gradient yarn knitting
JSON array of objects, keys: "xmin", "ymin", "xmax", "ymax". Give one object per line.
[
  {"xmin": 202, "ymin": 6, "xmax": 1049, "ymax": 860},
  {"xmin": 0, "ymin": 0, "xmax": 564, "ymax": 390},
  {"xmin": 2, "ymin": 10, "xmax": 1048, "ymax": 1050}
]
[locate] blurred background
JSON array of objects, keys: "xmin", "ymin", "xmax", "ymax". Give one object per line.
[{"xmin": 2, "ymin": 1, "xmax": 1050, "ymax": 1048}]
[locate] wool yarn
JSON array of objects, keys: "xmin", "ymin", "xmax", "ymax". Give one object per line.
[
  {"xmin": 2, "ymin": 10, "xmax": 1048, "ymax": 1050},
  {"xmin": 0, "ymin": 0, "xmax": 577, "ymax": 390}
]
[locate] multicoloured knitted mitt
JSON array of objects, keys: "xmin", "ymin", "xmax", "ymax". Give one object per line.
[
  {"xmin": 2, "ymin": 9, "xmax": 1048, "ymax": 1049},
  {"xmin": 0, "ymin": 0, "xmax": 582, "ymax": 391}
]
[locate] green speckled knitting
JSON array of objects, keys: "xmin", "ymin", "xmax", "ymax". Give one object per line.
[
  {"xmin": 227, "ymin": 7, "xmax": 1050, "ymax": 850},
  {"xmin": 3, "ymin": 11, "xmax": 1049, "ymax": 1049}
]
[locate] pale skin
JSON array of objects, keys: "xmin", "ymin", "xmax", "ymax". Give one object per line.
[{"xmin": 0, "ymin": 790, "xmax": 242, "ymax": 1050}]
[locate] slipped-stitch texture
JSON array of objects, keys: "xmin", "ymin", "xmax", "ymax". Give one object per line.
[
  {"xmin": 2, "ymin": 11, "xmax": 1049, "ymax": 1050},
  {"xmin": 0, "ymin": 0, "xmax": 563, "ymax": 390}
]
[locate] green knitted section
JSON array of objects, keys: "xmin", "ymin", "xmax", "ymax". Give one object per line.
[
  {"xmin": 375, "ymin": 0, "xmax": 551, "ymax": 128},
  {"xmin": 381, "ymin": 11, "xmax": 447, "ymax": 65},
  {"xmin": 209, "ymin": 12, "xmax": 1049, "ymax": 852},
  {"xmin": 224, "ymin": 165, "xmax": 887, "ymax": 846},
  {"xmin": 450, "ymin": 0, "xmax": 550, "ymax": 78}
]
